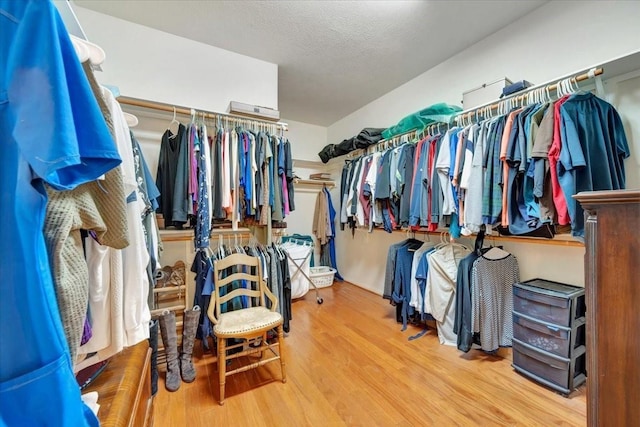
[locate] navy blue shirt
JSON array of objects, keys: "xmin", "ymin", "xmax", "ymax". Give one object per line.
[{"xmin": 558, "ymin": 93, "xmax": 630, "ymax": 237}]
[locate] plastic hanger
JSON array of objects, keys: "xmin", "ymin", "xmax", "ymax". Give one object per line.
[
  {"xmin": 565, "ymin": 78, "xmax": 574, "ymax": 95},
  {"xmin": 483, "ymin": 245, "xmax": 510, "ymax": 260},
  {"xmin": 70, "ymin": 36, "xmax": 89, "ymax": 63},
  {"xmin": 567, "ymin": 79, "xmax": 576, "ymax": 95},
  {"xmin": 483, "ymin": 233, "xmax": 510, "ymax": 260},
  {"xmin": 556, "ymin": 80, "xmax": 564, "ymax": 98},
  {"xmin": 70, "ymin": 35, "xmax": 106, "ymax": 66},
  {"xmin": 123, "ymin": 112, "xmax": 138, "ymax": 128},
  {"xmin": 168, "ymin": 106, "xmax": 180, "ymax": 134},
  {"xmin": 570, "ymin": 77, "xmax": 581, "ymax": 93}
]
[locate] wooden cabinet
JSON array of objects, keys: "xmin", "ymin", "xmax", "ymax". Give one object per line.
[
  {"xmin": 84, "ymin": 341, "xmax": 154, "ymax": 427},
  {"xmin": 575, "ymin": 190, "xmax": 640, "ymax": 427}
]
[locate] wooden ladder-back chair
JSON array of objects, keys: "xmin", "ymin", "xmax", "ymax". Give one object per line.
[{"xmin": 206, "ymin": 253, "xmax": 287, "ymax": 405}]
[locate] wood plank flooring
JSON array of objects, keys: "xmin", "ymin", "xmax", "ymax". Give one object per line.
[{"xmin": 153, "ymin": 282, "xmax": 586, "ymax": 426}]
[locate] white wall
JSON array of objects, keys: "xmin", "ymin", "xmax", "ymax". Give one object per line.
[
  {"xmin": 285, "ymin": 119, "xmax": 328, "ymax": 162},
  {"xmin": 73, "ymin": 6, "xmax": 278, "ymax": 113},
  {"xmin": 328, "ymin": 1, "xmax": 640, "ymax": 143},
  {"xmin": 280, "ymin": 119, "xmax": 331, "ymax": 262},
  {"xmin": 327, "ymin": 0, "xmax": 640, "ymax": 294}
]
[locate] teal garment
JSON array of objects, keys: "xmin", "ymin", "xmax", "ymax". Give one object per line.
[{"xmin": 382, "ymin": 103, "xmax": 462, "ymax": 140}]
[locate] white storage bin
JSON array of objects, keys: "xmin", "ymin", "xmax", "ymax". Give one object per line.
[
  {"xmin": 462, "ymin": 78, "xmax": 512, "ymax": 109},
  {"xmin": 309, "ymin": 266, "xmax": 336, "ymax": 288}
]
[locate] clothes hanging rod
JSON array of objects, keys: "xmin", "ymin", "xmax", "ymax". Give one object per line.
[
  {"xmin": 346, "ymin": 129, "xmax": 417, "ymax": 159},
  {"xmin": 455, "ymin": 67, "xmax": 604, "ymax": 122},
  {"xmin": 118, "ymin": 95, "xmax": 288, "ymax": 130}
]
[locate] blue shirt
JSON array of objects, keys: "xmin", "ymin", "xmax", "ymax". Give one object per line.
[
  {"xmin": 448, "ymin": 129, "xmax": 462, "ymax": 237},
  {"xmin": 1, "ymin": 1, "xmax": 120, "ymax": 425},
  {"xmin": 408, "ymin": 138, "xmax": 430, "ymax": 227},
  {"xmin": 415, "ymin": 248, "xmax": 436, "ymax": 318}
]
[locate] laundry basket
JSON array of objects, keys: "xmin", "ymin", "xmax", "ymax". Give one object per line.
[{"xmin": 309, "ymin": 266, "xmax": 336, "ymax": 288}]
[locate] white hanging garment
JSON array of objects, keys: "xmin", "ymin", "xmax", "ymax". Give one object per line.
[
  {"xmin": 426, "ymin": 244, "xmax": 471, "ymax": 346},
  {"xmin": 281, "ymin": 241, "xmax": 312, "ymax": 299}
]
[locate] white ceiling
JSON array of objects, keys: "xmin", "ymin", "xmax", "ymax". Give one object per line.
[{"xmin": 74, "ymin": 0, "xmax": 547, "ymax": 126}]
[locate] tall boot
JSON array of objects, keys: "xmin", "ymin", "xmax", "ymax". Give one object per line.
[
  {"xmin": 158, "ymin": 310, "xmax": 181, "ymax": 392},
  {"xmin": 180, "ymin": 305, "xmax": 201, "ymax": 383},
  {"xmin": 148, "ymin": 319, "xmax": 159, "ymax": 396}
]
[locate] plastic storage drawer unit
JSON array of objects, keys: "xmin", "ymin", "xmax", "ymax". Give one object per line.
[
  {"xmin": 513, "ymin": 279, "xmax": 585, "ymax": 327},
  {"xmin": 513, "ymin": 311, "xmax": 586, "ymax": 358},
  {"xmin": 512, "ymin": 338, "xmax": 586, "ymax": 395}
]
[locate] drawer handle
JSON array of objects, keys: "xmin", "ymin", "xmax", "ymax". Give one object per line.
[{"xmin": 546, "ymin": 325, "xmax": 560, "ymax": 332}]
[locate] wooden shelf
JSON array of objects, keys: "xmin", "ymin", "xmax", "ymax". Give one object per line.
[
  {"xmin": 153, "ymin": 285, "xmax": 187, "ymax": 294},
  {"xmin": 353, "ymin": 226, "xmax": 585, "ymax": 247},
  {"xmin": 151, "ymin": 304, "xmax": 186, "ymax": 316},
  {"xmin": 294, "ymin": 178, "xmax": 335, "ymax": 188},
  {"xmin": 159, "ymin": 227, "xmax": 252, "ymax": 242},
  {"xmin": 158, "ymin": 229, "xmax": 193, "ymax": 242}
]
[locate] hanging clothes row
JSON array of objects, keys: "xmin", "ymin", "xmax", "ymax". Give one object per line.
[
  {"xmin": 384, "ymin": 232, "xmax": 519, "ymax": 351},
  {"xmin": 340, "ymin": 132, "xmax": 417, "ymax": 234},
  {"xmin": 340, "ymin": 89, "xmax": 630, "ymax": 240},
  {"xmin": 385, "ymin": 235, "xmax": 472, "ymax": 344},
  {"xmin": 156, "ymin": 118, "xmax": 295, "ymax": 239}
]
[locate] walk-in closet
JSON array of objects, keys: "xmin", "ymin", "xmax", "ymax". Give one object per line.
[{"xmin": 2, "ymin": 1, "xmax": 639, "ymax": 426}]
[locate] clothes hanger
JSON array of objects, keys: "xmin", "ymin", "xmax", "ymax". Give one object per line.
[
  {"xmin": 123, "ymin": 112, "xmax": 138, "ymax": 128},
  {"xmin": 433, "ymin": 231, "xmax": 450, "ymax": 250},
  {"xmin": 555, "ymin": 80, "xmax": 564, "ymax": 99},
  {"xmin": 564, "ymin": 78, "xmax": 573, "ymax": 95},
  {"xmin": 565, "ymin": 78, "xmax": 574, "ymax": 95},
  {"xmin": 482, "ymin": 240, "xmax": 510, "ymax": 260},
  {"xmin": 70, "ymin": 35, "xmax": 106, "ymax": 66},
  {"xmin": 570, "ymin": 77, "xmax": 581, "ymax": 93},
  {"xmin": 167, "ymin": 106, "xmax": 180, "ymax": 135},
  {"xmin": 70, "ymin": 36, "xmax": 90, "ymax": 63}
]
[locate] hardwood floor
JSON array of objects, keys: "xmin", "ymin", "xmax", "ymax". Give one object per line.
[{"xmin": 153, "ymin": 282, "xmax": 586, "ymax": 426}]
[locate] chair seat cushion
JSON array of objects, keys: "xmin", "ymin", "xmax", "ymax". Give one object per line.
[{"xmin": 214, "ymin": 307, "xmax": 282, "ymax": 336}]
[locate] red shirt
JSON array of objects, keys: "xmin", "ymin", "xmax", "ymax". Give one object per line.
[{"xmin": 548, "ymin": 96, "xmax": 570, "ymax": 225}]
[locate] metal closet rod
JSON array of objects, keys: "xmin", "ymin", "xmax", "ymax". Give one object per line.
[
  {"xmin": 117, "ymin": 95, "xmax": 288, "ymax": 130},
  {"xmin": 456, "ymin": 67, "xmax": 604, "ymax": 122}
]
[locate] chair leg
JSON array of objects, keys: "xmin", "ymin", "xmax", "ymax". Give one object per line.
[
  {"xmin": 277, "ymin": 325, "xmax": 287, "ymax": 383},
  {"xmin": 260, "ymin": 332, "xmax": 268, "ymax": 358},
  {"xmin": 218, "ymin": 337, "xmax": 226, "ymax": 405}
]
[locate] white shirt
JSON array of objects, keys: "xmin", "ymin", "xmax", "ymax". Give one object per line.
[
  {"xmin": 436, "ymin": 130, "xmax": 455, "ymax": 216},
  {"xmin": 222, "ymin": 129, "xmax": 231, "ymax": 210},
  {"xmin": 365, "ymin": 152, "xmax": 382, "ymax": 224},
  {"xmin": 426, "ymin": 244, "xmax": 471, "ymax": 346},
  {"xmin": 464, "ymin": 121, "xmax": 489, "ymax": 234}
]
